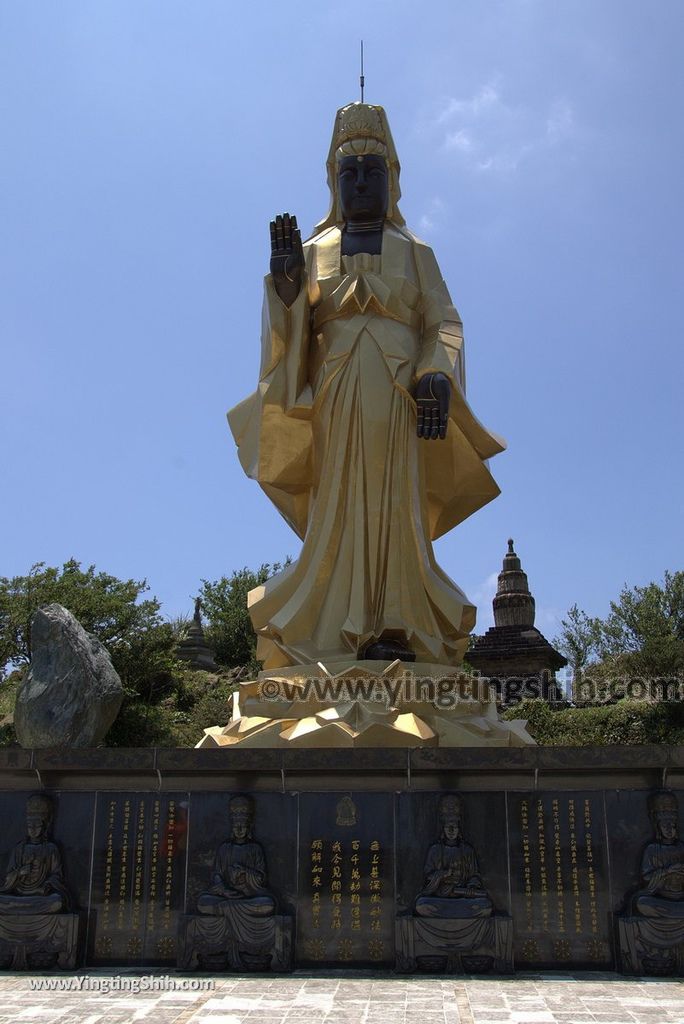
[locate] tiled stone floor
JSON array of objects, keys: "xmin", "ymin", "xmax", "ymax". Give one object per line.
[{"xmin": 0, "ymin": 973, "xmax": 682, "ymax": 1024}]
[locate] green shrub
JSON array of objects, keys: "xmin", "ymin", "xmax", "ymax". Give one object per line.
[
  {"xmin": 105, "ymin": 668, "xmax": 240, "ymax": 748},
  {"xmin": 503, "ymin": 698, "xmax": 684, "ymax": 745}
]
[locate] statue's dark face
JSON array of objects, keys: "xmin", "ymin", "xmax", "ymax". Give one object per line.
[
  {"xmin": 657, "ymin": 813, "xmax": 678, "ymax": 843},
  {"xmin": 27, "ymin": 814, "xmax": 47, "ymax": 842},
  {"xmin": 442, "ymin": 819, "xmax": 461, "ymax": 845},
  {"xmin": 338, "ymin": 154, "xmax": 388, "ymax": 223},
  {"xmin": 231, "ymin": 817, "xmax": 249, "ymax": 843}
]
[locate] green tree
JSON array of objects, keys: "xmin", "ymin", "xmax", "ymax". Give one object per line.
[
  {"xmin": 0, "ymin": 558, "xmax": 299, "ymax": 748},
  {"xmin": 0, "ymin": 560, "xmax": 180, "ymax": 703},
  {"xmin": 598, "ymin": 571, "xmax": 684, "ymax": 677},
  {"xmin": 556, "ymin": 572, "xmax": 684, "ymax": 705},
  {"xmin": 199, "ymin": 562, "xmax": 290, "ymax": 673},
  {"xmin": 553, "ymin": 604, "xmax": 601, "ymax": 701}
]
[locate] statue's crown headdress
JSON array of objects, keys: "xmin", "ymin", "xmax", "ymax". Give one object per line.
[
  {"xmin": 315, "ymin": 101, "xmax": 405, "ymax": 233},
  {"xmin": 229, "ymin": 794, "xmax": 254, "ymax": 820},
  {"xmin": 648, "ymin": 789, "xmax": 679, "ymax": 816},
  {"xmin": 333, "ymin": 103, "xmax": 389, "ymax": 154},
  {"xmin": 26, "ymin": 793, "xmax": 53, "ymax": 819},
  {"xmin": 439, "ymin": 793, "xmax": 462, "ymax": 821}
]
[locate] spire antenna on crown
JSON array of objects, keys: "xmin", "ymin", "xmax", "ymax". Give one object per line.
[{"xmin": 360, "ymin": 40, "xmax": 365, "ymax": 102}]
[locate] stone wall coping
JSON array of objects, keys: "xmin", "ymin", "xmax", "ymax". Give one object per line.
[{"xmin": 0, "ymin": 744, "xmax": 682, "ymax": 778}]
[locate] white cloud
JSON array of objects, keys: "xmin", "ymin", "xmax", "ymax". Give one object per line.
[
  {"xmin": 437, "ymin": 84, "xmax": 500, "ymax": 123},
  {"xmin": 535, "ymin": 605, "xmax": 564, "ymax": 638},
  {"xmin": 424, "ymin": 79, "xmax": 576, "ymax": 176},
  {"xmin": 444, "ymin": 129, "xmax": 472, "ymax": 153},
  {"xmin": 417, "ymin": 196, "xmax": 446, "ymax": 235},
  {"xmin": 546, "ymin": 99, "xmax": 574, "ymax": 143}
]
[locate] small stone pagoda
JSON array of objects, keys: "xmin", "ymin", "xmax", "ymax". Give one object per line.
[
  {"xmin": 467, "ymin": 540, "xmax": 567, "ymax": 704},
  {"xmin": 176, "ymin": 599, "xmax": 217, "ymax": 672}
]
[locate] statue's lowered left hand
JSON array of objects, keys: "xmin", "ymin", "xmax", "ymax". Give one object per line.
[{"xmin": 416, "ymin": 372, "xmax": 450, "ymax": 440}]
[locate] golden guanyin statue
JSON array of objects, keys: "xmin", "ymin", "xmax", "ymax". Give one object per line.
[
  {"xmin": 229, "ymin": 102, "xmax": 504, "ymax": 671},
  {"xmin": 203, "ymin": 102, "xmax": 532, "ymax": 747}
]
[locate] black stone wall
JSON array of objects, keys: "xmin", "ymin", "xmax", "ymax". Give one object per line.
[{"xmin": 0, "ymin": 746, "xmax": 681, "ymax": 971}]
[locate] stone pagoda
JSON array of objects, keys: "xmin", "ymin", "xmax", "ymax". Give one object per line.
[
  {"xmin": 176, "ymin": 599, "xmax": 217, "ymax": 673},
  {"xmin": 467, "ymin": 540, "xmax": 567, "ymax": 704}
]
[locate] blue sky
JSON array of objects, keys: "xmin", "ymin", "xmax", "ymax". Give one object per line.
[{"xmin": 1, "ymin": 0, "xmax": 682, "ymax": 656}]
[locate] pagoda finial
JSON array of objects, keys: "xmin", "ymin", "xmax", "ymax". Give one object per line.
[{"xmin": 507, "ymin": 538, "xmax": 515, "ymax": 554}]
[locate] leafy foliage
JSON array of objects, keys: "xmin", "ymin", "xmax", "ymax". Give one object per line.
[
  {"xmin": 166, "ymin": 669, "xmax": 240, "ymax": 747},
  {"xmin": 0, "ymin": 559, "xmax": 269, "ymax": 748},
  {"xmin": 199, "ymin": 561, "xmax": 290, "ymax": 673},
  {"xmin": 553, "ymin": 604, "xmax": 601, "ymax": 688},
  {"xmin": 503, "ymin": 698, "xmax": 684, "ymax": 746},
  {"xmin": 0, "ymin": 560, "xmax": 184, "ymax": 744},
  {"xmin": 0, "ymin": 560, "xmax": 178, "ymax": 688},
  {"xmin": 0, "ymin": 668, "xmax": 20, "ymax": 746},
  {"xmin": 555, "ymin": 572, "xmax": 684, "ymax": 702},
  {"xmin": 598, "ymin": 571, "xmax": 684, "ymax": 676}
]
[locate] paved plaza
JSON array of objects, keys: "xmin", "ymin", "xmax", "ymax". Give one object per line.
[{"xmin": 0, "ymin": 973, "xmax": 682, "ymax": 1024}]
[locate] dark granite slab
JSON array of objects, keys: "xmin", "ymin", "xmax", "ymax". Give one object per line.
[
  {"xmin": 296, "ymin": 792, "xmax": 394, "ymax": 967},
  {"xmin": 87, "ymin": 792, "xmax": 188, "ymax": 966},
  {"xmin": 507, "ymin": 791, "xmax": 613, "ymax": 969}
]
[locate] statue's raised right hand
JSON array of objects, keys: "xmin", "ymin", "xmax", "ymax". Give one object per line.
[{"xmin": 270, "ymin": 212, "xmax": 304, "ymax": 307}]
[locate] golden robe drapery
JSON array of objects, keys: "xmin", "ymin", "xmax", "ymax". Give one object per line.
[{"xmin": 228, "ymin": 223, "xmax": 504, "ymax": 669}]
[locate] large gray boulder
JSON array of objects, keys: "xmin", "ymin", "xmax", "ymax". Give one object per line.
[{"xmin": 14, "ymin": 604, "xmax": 123, "ymax": 748}]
